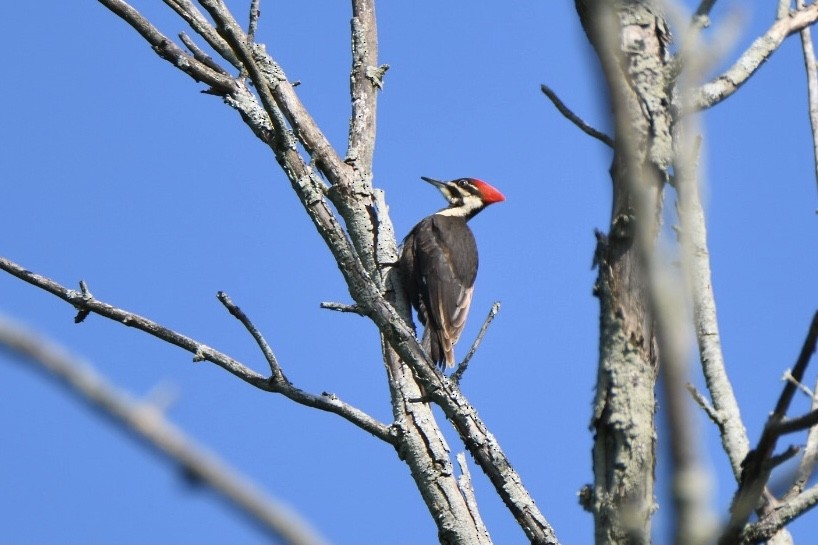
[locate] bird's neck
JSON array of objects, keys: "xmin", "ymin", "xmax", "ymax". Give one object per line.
[{"xmin": 435, "ymin": 195, "xmax": 485, "ymax": 221}]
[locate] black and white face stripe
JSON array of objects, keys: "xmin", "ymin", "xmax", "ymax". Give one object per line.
[
  {"xmin": 439, "ymin": 178, "xmax": 481, "ymax": 205},
  {"xmin": 433, "ymin": 179, "xmax": 487, "ymax": 219}
]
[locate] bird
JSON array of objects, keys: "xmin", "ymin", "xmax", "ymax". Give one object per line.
[{"xmin": 399, "ymin": 176, "xmax": 505, "ymax": 369}]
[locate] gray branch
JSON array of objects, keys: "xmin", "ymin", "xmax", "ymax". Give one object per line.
[
  {"xmin": 217, "ymin": 291, "xmax": 286, "ymax": 383},
  {"xmin": 743, "ymin": 484, "xmax": 818, "ymax": 543},
  {"xmin": 797, "ymin": 0, "xmax": 818, "ymax": 198},
  {"xmin": 451, "ymin": 302, "xmax": 501, "ymax": 385},
  {"xmin": 784, "ymin": 376, "xmax": 818, "ymax": 500},
  {"xmin": 577, "ymin": 3, "xmax": 671, "ymax": 542},
  {"xmin": 693, "ymin": 3, "xmax": 818, "ymax": 110},
  {"xmin": 346, "ymin": 0, "xmax": 384, "ymax": 169},
  {"xmin": 540, "ymin": 84, "xmax": 614, "ymax": 147},
  {"xmin": 0, "ymin": 256, "xmax": 394, "ymax": 444},
  {"xmin": 248, "ymin": 0, "xmax": 261, "ymax": 41},
  {"xmin": 162, "ymin": 0, "xmax": 242, "ymax": 69},
  {"xmin": 676, "ymin": 135, "xmax": 750, "ymax": 480},
  {"xmin": 97, "ymin": 0, "xmax": 235, "ymax": 93},
  {"xmin": 0, "ymin": 315, "xmax": 328, "ymax": 545},
  {"xmin": 720, "ymin": 312, "xmax": 818, "ymax": 545}
]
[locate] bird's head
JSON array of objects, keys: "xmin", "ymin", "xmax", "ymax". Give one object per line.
[{"xmin": 421, "ymin": 176, "xmax": 505, "ymax": 219}]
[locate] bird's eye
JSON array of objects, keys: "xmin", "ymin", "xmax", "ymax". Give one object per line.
[{"xmin": 457, "ymin": 179, "xmax": 479, "ymax": 195}]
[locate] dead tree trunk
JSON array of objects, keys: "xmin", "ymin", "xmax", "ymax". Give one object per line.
[{"xmin": 576, "ymin": 1, "xmax": 673, "ymax": 543}]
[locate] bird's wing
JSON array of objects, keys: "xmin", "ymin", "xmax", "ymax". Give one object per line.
[
  {"xmin": 415, "ymin": 215, "xmax": 478, "ymax": 349},
  {"xmin": 398, "ymin": 229, "xmax": 419, "ymax": 319}
]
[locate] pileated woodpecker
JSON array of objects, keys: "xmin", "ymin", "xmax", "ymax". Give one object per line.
[{"xmin": 399, "ymin": 176, "xmax": 505, "ymax": 369}]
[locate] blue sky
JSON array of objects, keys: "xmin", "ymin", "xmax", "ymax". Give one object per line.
[{"xmin": 2, "ymin": 1, "xmax": 817, "ymax": 543}]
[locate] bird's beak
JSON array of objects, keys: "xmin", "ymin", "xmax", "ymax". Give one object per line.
[{"xmin": 420, "ymin": 176, "xmax": 447, "ymax": 190}]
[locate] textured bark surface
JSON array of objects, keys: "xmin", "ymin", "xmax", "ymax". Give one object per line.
[{"xmin": 576, "ymin": 1, "xmax": 672, "ymax": 543}]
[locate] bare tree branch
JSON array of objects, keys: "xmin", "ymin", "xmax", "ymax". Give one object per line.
[
  {"xmin": 783, "ymin": 369, "xmax": 816, "ymax": 399},
  {"xmin": 0, "ymin": 256, "xmax": 395, "ymax": 444},
  {"xmin": 778, "ymin": 0, "xmax": 793, "ymax": 20},
  {"xmin": 202, "ymin": 0, "xmax": 353, "ymax": 187},
  {"xmin": 248, "ymin": 0, "xmax": 261, "ymax": 42},
  {"xmin": 540, "ymin": 84, "xmax": 614, "ymax": 147},
  {"xmin": 455, "ymin": 453, "xmax": 492, "ymax": 543},
  {"xmin": 179, "ymin": 32, "xmax": 230, "ymax": 77},
  {"xmin": 195, "ymin": 0, "xmax": 296, "ymax": 150},
  {"xmin": 771, "ymin": 408, "xmax": 818, "ymax": 436},
  {"xmin": 676, "ymin": 134, "xmax": 750, "ymax": 480},
  {"xmin": 97, "ymin": 0, "xmax": 235, "ymax": 93},
  {"xmin": 693, "ymin": 3, "xmax": 818, "ymax": 110},
  {"xmin": 347, "ymin": 0, "xmax": 385, "ymax": 169},
  {"xmin": 216, "ymin": 291, "xmax": 286, "ymax": 383},
  {"xmin": 720, "ymin": 311, "xmax": 818, "ymax": 545},
  {"xmin": 162, "ymin": 0, "xmax": 242, "ymax": 69},
  {"xmin": 784, "ymin": 376, "xmax": 818, "ymax": 500},
  {"xmin": 658, "ymin": 132, "xmax": 718, "ymax": 544},
  {"xmin": 379, "ymin": 342, "xmax": 493, "ymax": 545},
  {"xmin": 0, "ymin": 315, "xmax": 328, "ymax": 545},
  {"xmin": 797, "ymin": 0, "xmax": 818, "ymax": 197},
  {"xmin": 688, "ymin": 382, "xmax": 721, "ymax": 423},
  {"xmin": 451, "ymin": 302, "xmax": 501, "ymax": 385},
  {"xmin": 743, "ymin": 484, "xmax": 818, "ymax": 543},
  {"xmin": 162, "ymin": 12, "xmax": 510, "ymax": 530},
  {"xmin": 189, "ymin": 0, "xmax": 384, "ymax": 280},
  {"xmin": 576, "ymin": 3, "xmax": 671, "ymax": 542},
  {"xmin": 319, "ymin": 301, "xmax": 365, "ymax": 315},
  {"xmin": 770, "ymin": 312, "xmax": 818, "ymax": 426},
  {"xmin": 374, "ymin": 277, "xmax": 559, "ymax": 543}
]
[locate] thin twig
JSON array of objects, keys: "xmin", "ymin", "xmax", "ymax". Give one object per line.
[
  {"xmin": 179, "ymin": 32, "xmax": 231, "ymax": 76},
  {"xmin": 686, "ymin": 382, "xmax": 721, "ymax": 424},
  {"xmin": 74, "ymin": 280, "xmax": 93, "ymax": 323},
  {"xmin": 783, "ymin": 369, "xmax": 815, "ymax": 399},
  {"xmin": 772, "ymin": 408, "xmax": 818, "ymax": 436},
  {"xmin": 797, "ymin": 0, "xmax": 818, "ymax": 198},
  {"xmin": 217, "ymin": 291, "xmax": 286, "ymax": 383},
  {"xmin": 540, "ymin": 84, "xmax": 614, "ymax": 147},
  {"xmin": 248, "ymin": 0, "xmax": 260, "ymax": 41},
  {"xmin": 319, "ymin": 301, "xmax": 366, "ymax": 315},
  {"xmin": 0, "ymin": 315, "xmax": 328, "ymax": 545},
  {"xmin": 768, "ymin": 445, "xmax": 802, "ymax": 469},
  {"xmin": 450, "ymin": 302, "xmax": 500, "ymax": 385},
  {"xmin": 785, "ymin": 376, "xmax": 818, "ymax": 500},
  {"xmin": 0, "ymin": 256, "xmax": 395, "ymax": 444},
  {"xmin": 772, "ymin": 312, "xmax": 818, "ymax": 418}
]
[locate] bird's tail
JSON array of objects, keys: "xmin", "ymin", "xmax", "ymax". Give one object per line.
[{"xmin": 422, "ymin": 327, "xmax": 455, "ymax": 370}]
